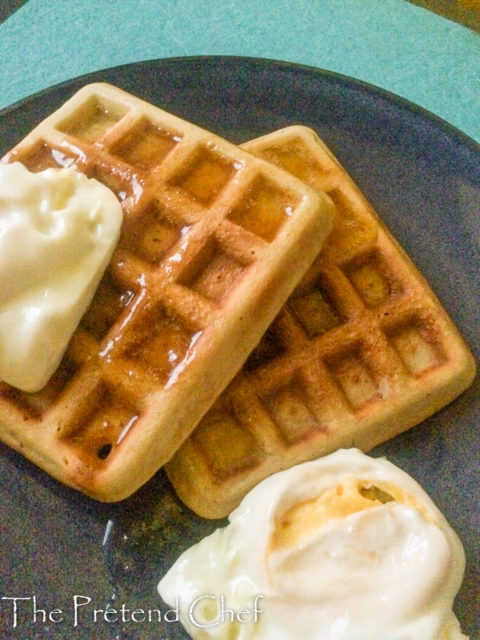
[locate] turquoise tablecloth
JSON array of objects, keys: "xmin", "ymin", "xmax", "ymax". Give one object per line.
[{"xmin": 1, "ymin": 0, "xmax": 479, "ymax": 142}]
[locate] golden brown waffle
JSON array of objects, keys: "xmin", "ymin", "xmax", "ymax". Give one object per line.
[
  {"xmin": 166, "ymin": 126, "xmax": 476, "ymax": 519},
  {"xmin": 0, "ymin": 88, "xmax": 334, "ymax": 501}
]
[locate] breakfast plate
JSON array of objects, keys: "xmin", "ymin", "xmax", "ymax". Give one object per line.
[{"xmin": 0, "ymin": 57, "xmax": 478, "ymax": 640}]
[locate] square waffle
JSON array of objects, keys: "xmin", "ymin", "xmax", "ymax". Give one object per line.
[
  {"xmin": 0, "ymin": 88, "xmax": 334, "ymax": 501},
  {"xmin": 166, "ymin": 126, "xmax": 476, "ymax": 518}
]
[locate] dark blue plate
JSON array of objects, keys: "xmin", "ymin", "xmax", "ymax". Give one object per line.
[{"xmin": 0, "ymin": 57, "xmax": 478, "ymax": 640}]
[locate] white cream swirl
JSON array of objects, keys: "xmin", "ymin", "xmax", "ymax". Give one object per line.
[
  {"xmin": 158, "ymin": 449, "xmax": 468, "ymax": 640},
  {"xmin": 0, "ymin": 162, "xmax": 122, "ymax": 392}
]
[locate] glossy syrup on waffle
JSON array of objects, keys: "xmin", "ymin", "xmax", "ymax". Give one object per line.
[{"xmin": 0, "ymin": 87, "xmax": 334, "ymax": 501}]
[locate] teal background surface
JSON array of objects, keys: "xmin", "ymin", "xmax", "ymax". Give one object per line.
[{"xmin": 1, "ymin": 0, "xmax": 479, "ymax": 141}]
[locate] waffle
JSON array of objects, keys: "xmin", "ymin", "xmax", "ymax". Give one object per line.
[
  {"xmin": 0, "ymin": 88, "xmax": 334, "ymax": 501},
  {"xmin": 166, "ymin": 126, "xmax": 476, "ymax": 519}
]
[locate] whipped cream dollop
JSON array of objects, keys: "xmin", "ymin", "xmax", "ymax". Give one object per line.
[
  {"xmin": 0, "ymin": 162, "xmax": 122, "ymax": 392},
  {"xmin": 158, "ymin": 449, "xmax": 468, "ymax": 640}
]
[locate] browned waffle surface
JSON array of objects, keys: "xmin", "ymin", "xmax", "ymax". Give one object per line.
[
  {"xmin": 0, "ymin": 87, "xmax": 334, "ymax": 500},
  {"xmin": 166, "ymin": 126, "xmax": 476, "ymax": 519}
]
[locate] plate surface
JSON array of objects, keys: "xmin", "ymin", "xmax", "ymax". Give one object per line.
[{"xmin": 0, "ymin": 57, "xmax": 478, "ymax": 640}]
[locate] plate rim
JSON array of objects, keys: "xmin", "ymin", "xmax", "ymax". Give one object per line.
[{"xmin": 1, "ymin": 55, "xmax": 479, "ymax": 156}]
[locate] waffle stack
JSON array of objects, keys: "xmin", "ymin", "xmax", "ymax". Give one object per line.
[
  {"xmin": 0, "ymin": 87, "xmax": 334, "ymax": 501},
  {"xmin": 166, "ymin": 126, "xmax": 476, "ymax": 518}
]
